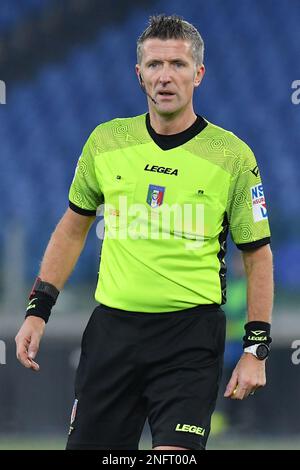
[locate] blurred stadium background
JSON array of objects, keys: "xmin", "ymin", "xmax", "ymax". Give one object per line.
[{"xmin": 0, "ymin": 0, "xmax": 300, "ymax": 450}]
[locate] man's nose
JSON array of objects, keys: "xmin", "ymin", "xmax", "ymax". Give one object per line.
[{"xmin": 159, "ymin": 66, "xmax": 172, "ymax": 84}]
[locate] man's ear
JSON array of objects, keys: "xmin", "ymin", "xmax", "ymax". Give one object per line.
[
  {"xmin": 194, "ymin": 64, "xmax": 205, "ymax": 88},
  {"xmin": 135, "ymin": 64, "xmax": 142, "ymax": 84}
]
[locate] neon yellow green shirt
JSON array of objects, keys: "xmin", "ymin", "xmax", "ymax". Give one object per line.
[{"xmin": 69, "ymin": 114, "xmax": 270, "ymax": 312}]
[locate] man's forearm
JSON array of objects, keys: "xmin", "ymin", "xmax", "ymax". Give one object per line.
[
  {"xmin": 38, "ymin": 209, "xmax": 95, "ymax": 290},
  {"xmin": 39, "ymin": 228, "xmax": 85, "ymax": 290},
  {"xmin": 243, "ymin": 245, "xmax": 274, "ymax": 323}
]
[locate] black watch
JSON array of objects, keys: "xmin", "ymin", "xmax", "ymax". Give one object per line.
[{"xmin": 244, "ymin": 343, "xmax": 270, "ymax": 360}]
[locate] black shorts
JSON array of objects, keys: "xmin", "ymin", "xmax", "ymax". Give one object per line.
[{"xmin": 66, "ymin": 303, "xmax": 226, "ymax": 450}]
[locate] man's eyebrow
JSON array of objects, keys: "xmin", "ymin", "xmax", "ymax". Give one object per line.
[
  {"xmin": 145, "ymin": 58, "xmax": 188, "ymax": 65},
  {"xmin": 170, "ymin": 58, "xmax": 188, "ymax": 62},
  {"xmin": 145, "ymin": 59, "xmax": 163, "ymax": 65}
]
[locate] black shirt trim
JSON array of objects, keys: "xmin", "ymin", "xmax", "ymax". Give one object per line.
[
  {"xmin": 69, "ymin": 201, "xmax": 97, "ymax": 216},
  {"xmin": 236, "ymin": 237, "xmax": 271, "ymax": 251},
  {"xmin": 217, "ymin": 212, "xmax": 229, "ymax": 305},
  {"xmin": 146, "ymin": 113, "xmax": 208, "ymax": 150}
]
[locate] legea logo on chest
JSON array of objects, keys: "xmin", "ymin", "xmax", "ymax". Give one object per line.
[{"xmin": 144, "ymin": 164, "xmax": 178, "ymax": 176}]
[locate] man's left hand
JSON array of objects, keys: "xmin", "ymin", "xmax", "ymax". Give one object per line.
[{"xmin": 224, "ymin": 352, "xmax": 266, "ymax": 400}]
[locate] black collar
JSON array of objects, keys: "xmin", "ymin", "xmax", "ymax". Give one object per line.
[{"xmin": 146, "ymin": 113, "xmax": 208, "ymax": 150}]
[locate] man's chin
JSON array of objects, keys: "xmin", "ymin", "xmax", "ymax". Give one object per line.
[
  {"xmin": 155, "ymin": 102, "xmax": 182, "ymax": 116},
  {"xmin": 156, "ymin": 105, "xmax": 181, "ymax": 117}
]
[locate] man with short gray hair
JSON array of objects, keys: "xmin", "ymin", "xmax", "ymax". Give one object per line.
[{"xmin": 16, "ymin": 14, "xmax": 273, "ymax": 450}]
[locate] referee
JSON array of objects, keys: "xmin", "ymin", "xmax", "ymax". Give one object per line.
[{"xmin": 15, "ymin": 15, "xmax": 273, "ymax": 450}]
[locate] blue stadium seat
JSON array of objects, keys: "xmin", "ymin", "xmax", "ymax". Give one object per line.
[
  {"xmin": 1, "ymin": 0, "xmax": 299, "ymax": 283},
  {"xmin": 0, "ymin": 0, "xmax": 53, "ymax": 33}
]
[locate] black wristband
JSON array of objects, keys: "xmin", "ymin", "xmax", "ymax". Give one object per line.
[
  {"xmin": 25, "ymin": 291, "xmax": 55, "ymax": 324},
  {"xmin": 30, "ymin": 277, "xmax": 59, "ymax": 302},
  {"xmin": 243, "ymin": 321, "xmax": 272, "ymax": 349}
]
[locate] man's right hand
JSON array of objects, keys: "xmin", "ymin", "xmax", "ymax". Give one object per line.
[{"xmin": 15, "ymin": 316, "xmax": 46, "ymax": 371}]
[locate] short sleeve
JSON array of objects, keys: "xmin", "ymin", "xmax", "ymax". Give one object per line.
[
  {"xmin": 69, "ymin": 129, "xmax": 103, "ymax": 216},
  {"xmin": 227, "ymin": 143, "xmax": 271, "ymax": 250}
]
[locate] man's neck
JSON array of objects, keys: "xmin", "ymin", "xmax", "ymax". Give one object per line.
[{"xmin": 148, "ymin": 108, "xmax": 197, "ymax": 135}]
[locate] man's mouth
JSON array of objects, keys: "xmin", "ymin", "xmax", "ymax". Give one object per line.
[{"xmin": 157, "ymin": 91, "xmax": 176, "ymax": 100}]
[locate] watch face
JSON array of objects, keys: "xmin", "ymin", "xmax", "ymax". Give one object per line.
[{"xmin": 256, "ymin": 344, "xmax": 269, "ymax": 360}]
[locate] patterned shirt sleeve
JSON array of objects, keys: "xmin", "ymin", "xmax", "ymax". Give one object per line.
[
  {"xmin": 69, "ymin": 128, "xmax": 103, "ymax": 216},
  {"xmin": 227, "ymin": 143, "xmax": 271, "ymax": 250}
]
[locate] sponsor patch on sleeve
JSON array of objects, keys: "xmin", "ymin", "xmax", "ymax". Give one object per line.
[{"xmin": 251, "ymin": 184, "xmax": 268, "ymax": 222}]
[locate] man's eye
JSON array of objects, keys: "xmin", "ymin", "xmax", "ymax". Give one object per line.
[
  {"xmin": 174, "ymin": 62, "xmax": 184, "ymax": 67},
  {"xmin": 148, "ymin": 63, "xmax": 158, "ymax": 68}
]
